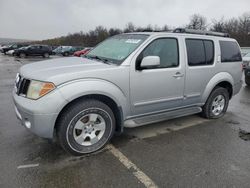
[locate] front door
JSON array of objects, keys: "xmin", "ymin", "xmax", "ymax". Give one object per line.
[{"xmin": 130, "ymin": 37, "xmax": 185, "ymax": 116}]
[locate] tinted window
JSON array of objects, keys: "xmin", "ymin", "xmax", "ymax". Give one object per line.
[
  {"xmin": 204, "ymin": 40, "xmax": 214, "ymax": 65},
  {"xmin": 138, "ymin": 38, "xmax": 179, "ymax": 69},
  {"xmin": 220, "ymin": 41, "xmax": 242, "ymax": 62},
  {"xmin": 29, "ymin": 46, "xmax": 38, "ymax": 50},
  {"xmin": 186, "ymin": 39, "xmax": 214, "ymax": 66}
]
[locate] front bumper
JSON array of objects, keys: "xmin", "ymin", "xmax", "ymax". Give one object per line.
[{"xmin": 13, "ymin": 89, "xmax": 68, "ymax": 139}]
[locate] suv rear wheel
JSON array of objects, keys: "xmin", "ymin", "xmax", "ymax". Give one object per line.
[
  {"xmin": 56, "ymin": 99, "xmax": 115, "ymax": 156},
  {"xmin": 202, "ymin": 87, "xmax": 229, "ymax": 119}
]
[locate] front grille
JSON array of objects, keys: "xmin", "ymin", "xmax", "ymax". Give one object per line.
[{"xmin": 15, "ymin": 75, "xmax": 30, "ymax": 96}]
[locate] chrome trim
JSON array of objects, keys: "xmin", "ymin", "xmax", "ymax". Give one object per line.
[{"xmin": 134, "ymin": 96, "xmax": 184, "ymax": 107}]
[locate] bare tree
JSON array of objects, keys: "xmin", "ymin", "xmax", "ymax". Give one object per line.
[
  {"xmin": 162, "ymin": 25, "xmax": 170, "ymax": 31},
  {"xmin": 211, "ymin": 18, "xmax": 225, "ymax": 32},
  {"xmin": 187, "ymin": 14, "xmax": 207, "ymax": 30},
  {"xmin": 124, "ymin": 22, "xmax": 136, "ymax": 33}
]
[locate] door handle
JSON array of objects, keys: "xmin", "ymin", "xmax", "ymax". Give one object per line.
[{"xmin": 173, "ymin": 72, "xmax": 184, "ymax": 78}]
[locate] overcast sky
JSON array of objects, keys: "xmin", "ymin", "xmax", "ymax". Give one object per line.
[{"xmin": 0, "ymin": 0, "xmax": 249, "ymax": 40}]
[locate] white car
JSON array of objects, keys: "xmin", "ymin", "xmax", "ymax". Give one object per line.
[{"xmin": 6, "ymin": 49, "xmax": 15, "ymax": 55}]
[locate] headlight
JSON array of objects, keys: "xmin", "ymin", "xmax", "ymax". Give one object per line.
[{"xmin": 27, "ymin": 80, "xmax": 55, "ymax": 100}]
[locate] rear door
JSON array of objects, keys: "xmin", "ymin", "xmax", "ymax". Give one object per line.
[{"xmin": 183, "ymin": 38, "xmax": 216, "ymax": 106}]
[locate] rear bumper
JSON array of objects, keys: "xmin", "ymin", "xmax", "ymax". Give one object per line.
[{"xmin": 233, "ymin": 80, "xmax": 243, "ymax": 96}]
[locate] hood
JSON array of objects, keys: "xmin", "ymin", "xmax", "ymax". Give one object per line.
[{"xmin": 20, "ymin": 57, "xmax": 118, "ymax": 85}]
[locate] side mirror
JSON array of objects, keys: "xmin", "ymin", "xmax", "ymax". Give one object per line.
[{"xmin": 140, "ymin": 56, "xmax": 160, "ymax": 69}]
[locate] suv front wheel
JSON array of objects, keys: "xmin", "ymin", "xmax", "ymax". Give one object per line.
[
  {"xmin": 202, "ymin": 87, "xmax": 229, "ymax": 119},
  {"xmin": 56, "ymin": 99, "xmax": 115, "ymax": 155}
]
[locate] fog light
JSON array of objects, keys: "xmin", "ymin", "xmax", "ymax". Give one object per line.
[{"xmin": 24, "ymin": 119, "xmax": 31, "ymax": 129}]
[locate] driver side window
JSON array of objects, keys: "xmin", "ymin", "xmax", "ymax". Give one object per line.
[{"xmin": 136, "ymin": 38, "xmax": 179, "ymax": 69}]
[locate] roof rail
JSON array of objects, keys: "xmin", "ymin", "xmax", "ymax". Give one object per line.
[{"xmin": 173, "ymin": 28, "xmax": 230, "ymax": 37}]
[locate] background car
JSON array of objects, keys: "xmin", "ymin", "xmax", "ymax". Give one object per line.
[
  {"xmin": 245, "ymin": 65, "xmax": 250, "ymax": 86},
  {"xmin": 242, "ymin": 53, "xmax": 250, "ymax": 69},
  {"xmin": 0, "ymin": 44, "xmax": 8, "ymax": 51},
  {"xmin": 1, "ymin": 44, "xmax": 27, "ymax": 54},
  {"xmin": 14, "ymin": 45, "xmax": 52, "ymax": 58},
  {"xmin": 6, "ymin": 49, "xmax": 15, "ymax": 55},
  {"xmin": 52, "ymin": 46, "xmax": 71, "ymax": 55},
  {"xmin": 73, "ymin": 47, "xmax": 92, "ymax": 57},
  {"xmin": 59, "ymin": 46, "xmax": 84, "ymax": 56}
]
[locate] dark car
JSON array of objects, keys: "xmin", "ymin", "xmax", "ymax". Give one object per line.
[
  {"xmin": 245, "ymin": 65, "xmax": 250, "ymax": 86},
  {"xmin": 59, "ymin": 46, "xmax": 84, "ymax": 56},
  {"xmin": 14, "ymin": 45, "xmax": 52, "ymax": 58},
  {"xmin": 1, "ymin": 44, "xmax": 27, "ymax": 54}
]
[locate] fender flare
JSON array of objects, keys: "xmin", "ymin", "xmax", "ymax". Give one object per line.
[
  {"xmin": 201, "ymin": 72, "xmax": 234, "ymax": 103},
  {"xmin": 56, "ymin": 78, "xmax": 130, "ymax": 119}
]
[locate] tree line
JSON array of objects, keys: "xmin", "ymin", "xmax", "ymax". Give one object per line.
[{"xmin": 38, "ymin": 12, "xmax": 250, "ymax": 47}]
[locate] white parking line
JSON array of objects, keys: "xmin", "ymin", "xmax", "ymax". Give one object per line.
[
  {"xmin": 17, "ymin": 163, "xmax": 39, "ymax": 169},
  {"xmin": 108, "ymin": 144, "xmax": 158, "ymax": 188}
]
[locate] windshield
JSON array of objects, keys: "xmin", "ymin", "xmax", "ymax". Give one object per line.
[
  {"xmin": 87, "ymin": 34, "xmax": 148, "ymax": 64},
  {"xmin": 62, "ymin": 46, "xmax": 72, "ymax": 50}
]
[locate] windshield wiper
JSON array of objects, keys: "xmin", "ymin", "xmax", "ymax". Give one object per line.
[{"xmin": 86, "ymin": 55, "xmax": 113, "ymax": 65}]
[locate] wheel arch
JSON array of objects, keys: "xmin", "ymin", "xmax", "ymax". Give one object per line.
[
  {"xmin": 202, "ymin": 72, "xmax": 234, "ymax": 103},
  {"xmin": 55, "ymin": 94, "xmax": 124, "ymax": 135}
]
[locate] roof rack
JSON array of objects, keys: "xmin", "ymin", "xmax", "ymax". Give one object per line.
[{"xmin": 173, "ymin": 28, "xmax": 230, "ymax": 38}]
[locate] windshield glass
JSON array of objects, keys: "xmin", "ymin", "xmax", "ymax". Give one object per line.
[
  {"xmin": 87, "ymin": 34, "xmax": 148, "ymax": 64},
  {"xmin": 62, "ymin": 46, "xmax": 72, "ymax": 50}
]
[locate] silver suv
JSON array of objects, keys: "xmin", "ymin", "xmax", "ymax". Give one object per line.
[{"xmin": 13, "ymin": 29, "xmax": 243, "ymax": 155}]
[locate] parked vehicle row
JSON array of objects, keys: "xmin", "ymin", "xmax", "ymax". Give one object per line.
[{"xmin": 1, "ymin": 44, "xmax": 92, "ymax": 58}]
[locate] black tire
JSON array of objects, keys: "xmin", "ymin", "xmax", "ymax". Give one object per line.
[
  {"xmin": 245, "ymin": 76, "xmax": 250, "ymax": 86},
  {"xmin": 19, "ymin": 53, "xmax": 26, "ymax": 58},
  {"xmin": 43, "ymin": 52, "xmax": 49, "ymax": 58},
  {"xmin": 56, "ymin": 99, "xmax": 115, "ymax": 156},
  {"xmin": 64, "ymin": 52, "xmax": 69, "ymax": 56},
  {"xmin": 202, "ymin": 87, "xmax": 229, "ymax": 119}
]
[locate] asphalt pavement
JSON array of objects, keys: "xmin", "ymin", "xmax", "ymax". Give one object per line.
[{"xmin": 0, "ymin": 53, "xmax": 250, "ymax": 188}]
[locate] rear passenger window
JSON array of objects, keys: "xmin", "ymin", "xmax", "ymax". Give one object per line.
[
  {"xmin": 204, "ymin": 40, "xmax": 214, "ymax": 65},
  {"xmin": 219, "ymin": 41, "xmax": 242, "ymax": 62},
  {"xmin": 186, "ymin": 39, "xmax": 214, "ymax": 66}
]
